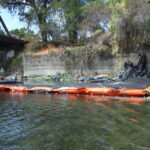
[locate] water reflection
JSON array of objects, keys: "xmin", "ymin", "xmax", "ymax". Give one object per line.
[
  {"xmin": 42, "ymin": 94, "xmax": 147, "ymax": 125},
  {"xmin": 0, "ymin": 92, "xmax": 150, "ymax": 150}
]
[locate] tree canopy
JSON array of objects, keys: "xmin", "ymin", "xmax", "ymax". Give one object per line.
[
  {"xmin": 0, "ymin": 0, "xmax": 149, "ymax": 52},
  {"xmin": 0, "ymin": 0, "xmax": 108, "ymax": 44},
  {"xmin": 10, "ymin": 28, "xmax": 35, "ymax": 39},
  {"xmin": 0, "ymin": 0, "xmax": 57, "ymax": 43}
]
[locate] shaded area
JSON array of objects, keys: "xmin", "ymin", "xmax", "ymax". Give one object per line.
[
  {"xmin": 0, "ymin": 35, "xmax": 26, "ymax": 47},
  {"xmin": 119, "ymin": 54, "xmax": 148, "ymax": 81},
  {"xmin": 0, "ymin": 34, "xmax": 27, "ymax": 72}
]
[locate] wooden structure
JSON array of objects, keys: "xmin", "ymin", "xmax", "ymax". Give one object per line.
[
  {"xmin": 0, "ymin": 34, "xmax": 26, "ymax": 46},
  {"xmin": 0, "ymin": 15, "xmax": 27, "ymax": 69}
]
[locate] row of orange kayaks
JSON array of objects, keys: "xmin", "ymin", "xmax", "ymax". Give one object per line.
[{"xmin": 0, "ymin": 85, "xmax": 150, "ymax": 97}]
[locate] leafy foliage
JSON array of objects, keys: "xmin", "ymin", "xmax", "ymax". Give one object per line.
[
  {"xmin": 81, "ymin": 0, "xmax": 109, "ymax": 34},
  {"xmin": 9, "ymin": 52, "xmax": 23, "ymax": 71},
  {"xmin": 60, "ymin": 0, "xmax": 87, "ymax": 43},
  {"xmin": 108, "ymin": 0, "xmax": 150, "ymax": 53},
  {"xmin": 0, "ymin": 0, "xmax": 57, "ymax": 43},
  {"xmin": 144, "ymin": 18, "xmax": 150, "ymax": 32},
  {"xmin": 24, "ymin": 40, "xmax": 42, "ymax": 53},
  {"xmin": 10, "ymin": 28, "xmax": 35, "ymax": 39},
  {"xmin": 0, "ymin": 0, "xmax": 150, "ymax": 53}
]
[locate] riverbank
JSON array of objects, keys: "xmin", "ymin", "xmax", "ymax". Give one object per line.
[
  {"xmin": 2, "ymin": 76, "xmax": 150, "ymax": 90},
  {"xmin": 21, "ymin": 77, "xmax": 150, "ymax": 90}
]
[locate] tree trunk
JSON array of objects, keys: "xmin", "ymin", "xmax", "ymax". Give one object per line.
[
  {"xmin": 41, "ymin": 26, "xmax": 47, "ymax": 44},
  {"xmin": 69, "ymin": 29, "xmax": 78, "ymax": 44},
  {"xmin": 37, "ymin": 13, "xmax": 47, "ymax": 44}
]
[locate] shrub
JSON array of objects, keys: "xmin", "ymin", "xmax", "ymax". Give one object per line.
[
  {"xmin": 25, "ymin": 40, "xmax": 42, "ymax": 53},
  {"xmin": 144, "ymin": 18, "xmax": 150, "ymax": 32}
]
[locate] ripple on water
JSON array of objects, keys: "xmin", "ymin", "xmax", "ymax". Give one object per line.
[{"xmin": 0, "ymin": 93, "xmax": 150, "ymax": 150}]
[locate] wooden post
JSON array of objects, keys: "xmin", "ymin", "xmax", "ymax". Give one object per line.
[{"xmin": 0, "ymin": 15, "xmax": 10, "ymax": 36}]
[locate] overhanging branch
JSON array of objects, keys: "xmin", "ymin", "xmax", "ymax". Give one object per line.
[{"xmin": 5, "ymin": 1, "xmax": 31, "ymax": 6}]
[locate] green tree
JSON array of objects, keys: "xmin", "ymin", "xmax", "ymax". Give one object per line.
[
  {"xmin": 81, "ymin": 0, "xmax": 109, "ymax": 33},
  {"xmin": 10, "ymin": 28, "xmax": 35, "ymax": 39},
  {"xmin": 108, "ymin": 0, "xmax": 150, "ymax": 53},
  {"xmin": 0, "ymin": 0, "xmax": 57, "ymax": 43},
  {"xmin": 61, "ymin": 0, "xmax": 87, "ymax": 43}
]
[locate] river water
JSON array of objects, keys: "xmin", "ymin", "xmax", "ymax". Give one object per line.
[{"xmin": 0, "ymin": 92, "xmax": 150, "ymax": 150}]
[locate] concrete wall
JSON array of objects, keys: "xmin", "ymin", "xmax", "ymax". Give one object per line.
[
  {"xmin": 23, "ymin": 52, "xmax": 145, "ymax": 77},
  {"xmin": 23, "ymin": 54, "xmax": 65, "ymax": 76}
]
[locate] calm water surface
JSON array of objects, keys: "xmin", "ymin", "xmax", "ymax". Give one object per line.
[{"xmin": 0, "ymin": 92, "xmax": 150, "ymax": 150}]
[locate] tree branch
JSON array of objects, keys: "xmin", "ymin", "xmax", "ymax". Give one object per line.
[
  {"xmin": 5, "ymin": 1, "xmax": 31, "ymax": 6},
  {"xmin": 26, "ymin": 0, "xmax": 35, "ymax": 7}
]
